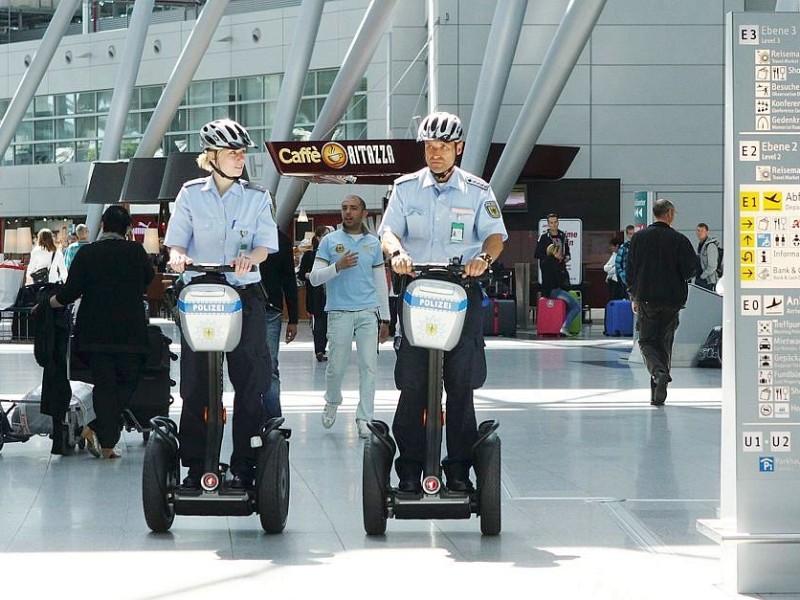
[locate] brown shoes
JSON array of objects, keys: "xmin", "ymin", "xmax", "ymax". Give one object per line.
[
  {"xmin": 81, "ymin": 426, "xmax": 101, "ymax": 458},
  {"xmin": 81, "ymin": 426, "xmax": 120, "ymax": 458}
]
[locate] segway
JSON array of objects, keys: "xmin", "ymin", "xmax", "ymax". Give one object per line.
[
  {"xmin": 142, "ymin": 265, "xmax": 290, "ymax": 533},
  {"xmin": 362, "ymin": 259, "xmax": 501, "ymax": 535}
]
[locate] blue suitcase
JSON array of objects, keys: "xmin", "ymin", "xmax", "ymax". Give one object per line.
[{"xmin": 604, "ymin": 300, "xmax": 633, "ymax": 336}]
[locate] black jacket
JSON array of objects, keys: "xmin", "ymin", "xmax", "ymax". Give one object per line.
[
  {"xmin": 626, "ymin": 222, "xmax": 697, "ymax": 307},
  {"xmin": 298, "ymin": 248, "xmax": 326, "ymax": 315},
  {"xmin": 258, "ymin": 230, "xmax": 298, "ymax": 323},
  {"xmin": 33, "ymin": 285, "xmax": 71, "ymax": 418},
  {"xmin": 55, "ymin": 238, "xmax": 154, "ymax": 353}
]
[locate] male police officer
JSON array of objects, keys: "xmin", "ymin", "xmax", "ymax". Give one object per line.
[{"xmin": 380, "ymin": 112, "xmax": 507, "ymax": 493}]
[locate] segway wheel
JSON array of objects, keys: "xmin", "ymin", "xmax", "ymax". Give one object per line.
[
  {"xmin": 478, "ymin": 439, "xmax": 502, "ymax": 536},
  {"xmin": 257, "ymin": 430, "xmax": 290, "ymax": 534},
  {"xmin": 142, "ymin": 435, "xmax": 177, "ymax": 532},
  {"xmin": 362, "ymin": 438, "xmax": 388, "ymax": 535}
]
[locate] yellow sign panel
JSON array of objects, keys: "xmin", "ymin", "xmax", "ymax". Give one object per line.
[
  {"xmin": 740, "ymin": 232, "xmax": 756, "ymax": 248},
  {"xmin": 740, "ymin": 266, "xmax": 756, "ymax": 281},
  {"xmin": 762, "ymin": 191, "xmax": 783, "ymax": 211},
  {"xmin": 740, "ymin": 249, "xmax": 755, "ymax": 264},
  {"xmin": 740, "ymin": 216, "xmax": 755, "ymax": 231},
  {"xmin": 740, "ymin": 191, "xmax": 760, "ymax": 211}
]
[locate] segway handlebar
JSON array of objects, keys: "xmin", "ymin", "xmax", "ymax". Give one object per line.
[
  {"xmin": 411, "ymin": 258, "xmax": 490, "ymax": 285},
  {"xmin": 183, "ymin": 264, "xmax": 258, "ymax": 274}
]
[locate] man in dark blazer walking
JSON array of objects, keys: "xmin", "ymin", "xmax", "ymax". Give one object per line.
[{"xmin": 627, "ymin": 198, "xmax": 697, "ymax": 406}]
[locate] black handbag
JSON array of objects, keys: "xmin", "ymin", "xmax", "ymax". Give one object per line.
[{"xmin": 30, "ymin": 267, "xmax": 49, "ymax": 284}]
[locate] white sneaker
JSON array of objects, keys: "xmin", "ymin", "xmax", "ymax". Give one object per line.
[
  {"xmin": 322, "ymin": 402, "xmax": 338, "ymax": 429},
  {"xmin": 356, "ymin": 419, "xmax": 370, "ymax": 439}
]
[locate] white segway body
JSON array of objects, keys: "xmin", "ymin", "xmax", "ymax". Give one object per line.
[
  {"xmin": 402, "ymin": 277, "xmax": 468, "ymax": 351},
  {"xmin": 178, "ymin": 284, "xmax": 243, "ymax": 352}
]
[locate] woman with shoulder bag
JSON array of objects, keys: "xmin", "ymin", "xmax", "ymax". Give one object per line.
[{"xmin": 26, "ymin": 229, "xmax": 66, "ymax": 285}]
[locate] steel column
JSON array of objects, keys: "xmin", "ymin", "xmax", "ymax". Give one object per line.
[
  {"xmin": 275, "ymin": 0, "xmax": 400, "ymax": 230},
  {"xmin": 461, "ymin": 0, "xmax": 526, "ymax": 177},
  {"xmin": 0, "ymin": 0, "xmax": 83, "ymax": 158},
  {"xmin": 489, "ymin": 0, "xmax": 607, "ymax": 206},
  {"xmin": 262, "ymin": 0, "xmax": 325, "ymax": 196}
]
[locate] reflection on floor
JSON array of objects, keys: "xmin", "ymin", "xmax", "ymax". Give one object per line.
[{"xmin": 0, "ymin": 319, "xmax": 768, "ymax": 599}]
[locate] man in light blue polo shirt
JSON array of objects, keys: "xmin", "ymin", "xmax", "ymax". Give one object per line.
[
  {"xmin": 379, "ymin": 111, "xmax": 507, "ymax": 494},
  {"xmin": 308, "ymin": 195, "xmax": 390, "ymax": 439},
  {"xmin": 165, "ymin": 118, "xmax": 278, "ymax": 490}
]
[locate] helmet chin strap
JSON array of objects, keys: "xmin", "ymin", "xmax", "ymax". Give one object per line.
[{"xmin": 431, "ymin": 164, "xmax": 455, "ymax": 183}]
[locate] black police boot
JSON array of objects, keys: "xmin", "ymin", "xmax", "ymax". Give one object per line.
[
  {"xmin": 182, "ymin": 464, "xmax": 203, "ymax": 490},
  {"xmin": 395, "ymin": 459, "xmax": 422, "ymax": 494},
  {"xmin": 442, "ymin": 460, "xmax": 473, "ymax": 492},
  {"xmin": 230, "ymin": 464, "xmax": 255, "ymax": 490}
]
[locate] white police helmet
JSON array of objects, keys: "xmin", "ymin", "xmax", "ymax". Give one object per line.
[
  {"xmin": 199, "ymin": 119, "xmax": 255, "ymax": 150},
  {"xmin": 417, "ymin": 112, "xmax": 464, "ymax": 142}
]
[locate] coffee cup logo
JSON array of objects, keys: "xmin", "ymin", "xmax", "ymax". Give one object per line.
[{"xmin": 321, "ymin": 142, "xmax": 348, "ymax": 169}]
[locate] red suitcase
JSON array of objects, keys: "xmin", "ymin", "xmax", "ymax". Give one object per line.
[{"xmin": 537, "ymin": 297, "xmax": 565, "ymax": 335}]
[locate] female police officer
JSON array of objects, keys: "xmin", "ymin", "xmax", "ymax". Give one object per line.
[
  {"xmin": 165, "ymin": 118, "xmax": 278, "ymax": 490},
  {"xmin": 379, "ymin": 112, "xmax": 507, "ymax": 493}
]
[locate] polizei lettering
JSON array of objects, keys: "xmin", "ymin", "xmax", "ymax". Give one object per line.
[
  {"xmin": 346, "ymin": 144, "xmax": 396, "ymax": 165},
  {"xmin": 188, "ymin": 303, "xmax": 230, "ymax": 313},
  {"xmin": 418, "ymin": 297, "xmax": 455, "ymax": 310}
]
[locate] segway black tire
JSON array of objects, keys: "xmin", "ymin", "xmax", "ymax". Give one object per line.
[
  {"xmin": 257, "ymin": 430, "xmax": 290, "ymax": 534},
  {"xmin": 478, "ymin": 439, "xmax": 501, "ymax": 536},
  {"xmin": 362, "ymin": 438, "xmax": 388, "ymax": 535},
  {"xmin": 142, "ymin": 435, "xmax": 176, "ymax": 532}
]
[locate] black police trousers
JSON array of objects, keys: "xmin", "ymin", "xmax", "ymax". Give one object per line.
[
  {"xmin": 178, "ymin": 287, "xmax": 269, "ymax": 477},
  {"xmin": 392, "ymin": 284, "xmax": 487, "ymax": 474}
]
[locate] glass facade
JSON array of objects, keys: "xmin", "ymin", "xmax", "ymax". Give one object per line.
[{"xmin": 0, "ymin": 68, "xmax": 368, "ymax": 166}]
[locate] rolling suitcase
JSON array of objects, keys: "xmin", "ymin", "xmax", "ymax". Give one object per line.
[
  {"xmin": 537, "ymin": 296, "xmax": 565, "ymax": 335},
  {"xmin": 482, "ymin": 298, "xmax": 517, "ymax": 337},
  {"xmin": 604, "ymin": 299, "xmax": 634, "ymax": 336},
  {"xmin": 123, "ymin": 325, "xmax": 176, "ymax": 439}
]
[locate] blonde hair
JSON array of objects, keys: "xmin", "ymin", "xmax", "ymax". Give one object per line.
[{"xmin": 196, "ymin": 150, "xmax": 215, "ymax": 172}]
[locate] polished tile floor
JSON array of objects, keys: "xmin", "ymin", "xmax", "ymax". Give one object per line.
[{"xmin": 0, "ymin": 318, "xmax": 778, "ymax": 599}]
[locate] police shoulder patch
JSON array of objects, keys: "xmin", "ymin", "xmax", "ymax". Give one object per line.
[
  {"xmin": 465, "ymin": 175, "xmax": 490, "ymax": 190},
  {"xmin": 242, "ymin": 180, "xmax": 267, "ymax": 193},
  {"xmin": 395, "ymin": 171, "xmax": 420, "ymax": 186},
  {"xmin": 183, "ymin": 177, "xmax": 206, "ymax": 188},
  {"xmin": 484, "ymin": 200, "xmax": 502, "ymax": 219}
]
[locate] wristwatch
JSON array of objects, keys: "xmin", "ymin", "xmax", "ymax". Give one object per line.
[
  {"xmin": 379, "ymin": 319, "xmax": 390, "ymax": 325},
  {"xmin": 477, "ymin": 252, "xmax": 494, "ymax": 266},
  {"xmin": 390, "ymin": 249, "xmax": 405, "ymax": 259}
]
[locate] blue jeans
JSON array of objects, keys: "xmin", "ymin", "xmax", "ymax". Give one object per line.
[
  {"xmin": 324, "ymin": 309, "xmax": 378, "ymax": 422},
  {"xmin": 549, "ymin": 288, "xmax": 581, "ymax": 330},
  {"xmin": 263, "ymin": 307, "xmax": 283, "ymax": 419}
]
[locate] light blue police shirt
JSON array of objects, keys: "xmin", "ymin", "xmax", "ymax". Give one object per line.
[
  {"xmin": 378, "ymin": 166, "xmax": 508, "ymax": 263},
  {"xmin": 164, "ymin": 176, "xmax": 278, "ymax": 286},
  {"xmin": 316, "ymin": 228, "xmax": 384, "ymax": 312}
]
